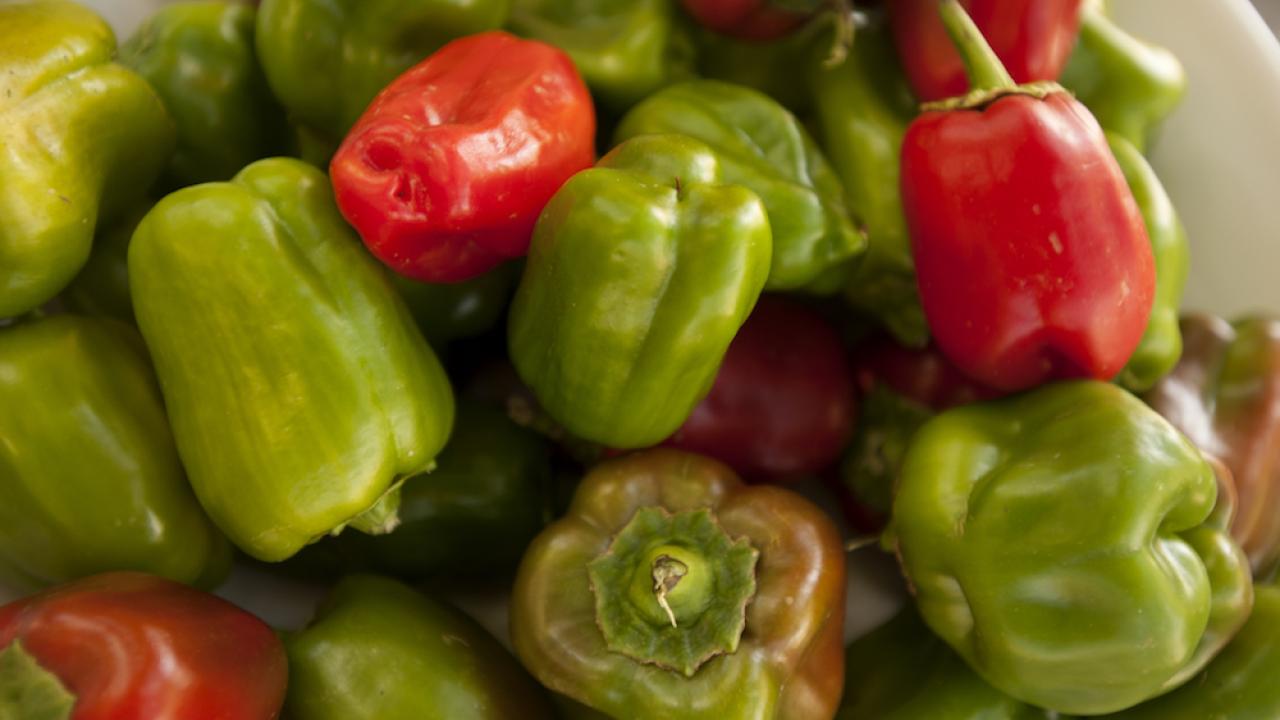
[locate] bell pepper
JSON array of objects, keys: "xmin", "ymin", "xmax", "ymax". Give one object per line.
[
  {"xmin": 508, "ymin": 134, "xmax": 771, "ymax": 449},
  {"xmin": 1111, "ymin": 133, "xmax": 1189, "ymax": 392},
  {"xmin": 330, "ymin": 32, "xmax": 595, "ymax": 284},
  {"xmin": 508, "ymin": 0, "xmax": 694, "ymax": 112},
  {"xmin": 0, "ymin": 0, "xmax": 173, "ymax": 319},
  {"xmin": 128, "ymin": 157, "xmax": 455, "ymax": 562},
  {"xmin": 889, "ymin": 380, "xmax": 1253, "ymax": 715},
  {"xmin": 840, "ymin": 607, "xmax": 1049, "ymax": 720},
  {"xmin": 256, "ymin": 0, "xmax": 509, "ymax": 158},
  {"xmin": 0, "ymin": 315, "xmax": 229, "ymax": 590},
  {"xmin": 1145, "ymin": 314, "xmax": 1280, "ymax": 576},
  {"xmin": 807, "ymin": 12, "xmax": 927, "ymax": 346},
  {"xmin": 694, "ymin": 17, "xmax": 825, "ymax": 116},
  {"xmin": 901, "ymin": 1, "xmax": 1154, "ymax": 391},
  {"xmin": 120, "ymin": 1, "xmax": 290, "ymax": 189},
  {"xmin": 61, "ymin": 204, "xmax": 149, "ymax": 324},
  {"xmin": 286, "ymin": 574, "xmax": 553, "ymax": 720},
  {"xmin": 615, "ymin": 80, "xmax": 864, "ymax": 292},
  {"xmin": 679, "ymin": 0, "xmax": 819, "ymax": 41},
  {"xmin": 665, "ymin": 295, "xmax": 855, "ymax": 482},
  {"xmin": 1096, "ymin": 585, "xmax": 1280, "ymax": 719},
  {"xmin": 887, "ymin": 0, "xmax": 1083, "ymax": 102},
  {"xmin": 1059, "ymin": 3, "xmax": 1187, "ymax": 153},
  {"xmin": 391, "ymin": 262, "xmax": 520, "ymax": 350},
  {"xmin": 512, "ymin": 448, "xmax": 846, "ymax": 719},
  {"xmin": 284, "ymin": 400, "xmax": 554, "ymax": 580},
  {"xmin": 0, "ymin": 572, "xmax": 286, "ymax": 720}
]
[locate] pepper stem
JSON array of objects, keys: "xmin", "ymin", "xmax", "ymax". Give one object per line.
[
  {"xmin": 652, "ymin": 555, "xmax": 688, "ymax": 628},
  {"xmin": 938, "ymin": 0, "xmax": 1016, "ymax": 92}
]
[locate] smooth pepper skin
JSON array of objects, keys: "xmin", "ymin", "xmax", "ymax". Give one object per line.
[
  {"xmin": 0, "ymin": 0, "xmax": 173, "ymax": 319},
  {"xmin": 1146, "ymin": 314, "xmax": 1280, "ymax": 576},
  {"xmin": 512, "ymin": 449, "xmax": 846, "ymax": 719},
  {"xmin": 61, "ymin": 203, "xmax": 149, "ymax": 324},
  {"xmin": 508, "ymin": 134, "xmax": 771, "ymax": 449},
  {"xmin": 665, "ymin": 295, "xmax": 855, "ymax": 482},
  {"xmin": 1060, "ymin": 4, "xmax": 1186, "ymax": 152},
  {"xmin": 839, "ymin": 607, "xmax": 1049, "ymax": 720},
  {"xmin": 1097, "ymin": 585, "xmax": 1280, "ymax": 719},
  {"xmin": 331, "ymin": 31, "xmax": 596, "ymax": 284},
  {"xmin": 286, "ymin": 575, "xmax": 553, "ymax": 720},
  {"xmin": 888, "ymin": 0, "xmax": 1084, "ymax": 102},
  {"xmin": 615, "ymin": 80, "xmax": 864, "ymax": 292},
  {"xmin": 890, "ymin": 381, "xmax": 1253, "ymax": 715},
  {"xmin": 256, "ymin": 0, "xmax": 510, "ymax": 155},
  {"xmin": 391, "ymin": 262, "xmax": 520, "ymax": 349},
  {"xmin": 1111, "ymin": 132, "xmax": 1189, "ymax": 392},
  {"xmin": 901, "ymin": 4, "xmax": 1154, "ymax": 392},
  {"xmin": 508, "ymin": 0, "xmax": 693, "ymax": 112},
  {"xmin": 120, "ymin": 1, "xmax": 290, "ymax": 188},
  {"xmin": 808, "ymin": 14, "xmax": 927, "ymax": 346},
  {"xmin": 679, "ymin": 0, "xmax": 818, "ymax": 42},
  {"xmin": 129, "ymin": 158, "xmax": 455, "ymax": 562},
  {"xmin": 284, "ymin": 400, "xmax": 554, "ymax": 580},
  {"xmin": 0, "ymin": 572, "xmax": 286, "ymax": 720},
  {"xmin": 0, "ymin": 316, "xmax": 230, "ymax": 590}
]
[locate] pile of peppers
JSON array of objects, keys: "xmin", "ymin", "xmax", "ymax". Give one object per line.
[{"xmin": 2, "ymin": 0, "xmax": 1277, "ymax": 718}]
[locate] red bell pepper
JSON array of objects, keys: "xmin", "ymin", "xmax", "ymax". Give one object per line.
[
  {"xmin": 888, "ymin": 0, "xmax": 1083, "ymax": 101},
  {"xmin": 679, "ymin": 0, "xmax": 819, "ymax": 41},
  {"xmin": 900, "ymin": 1, "xmax": 1153, "ymax": 392},
  {"xmin": 665, "ymin": 296, "xmax": 855, "ymax": 481},
  {"xmin": 0, "ymin": 572, "xmax": 286, "ymax": 720},
  {"xmin": 331, "ymin": 31, "xmax": 596, "ymax": 284},
  {"xmin": 853, "ymin": 334, "xmax": 996, "ymax": 410}
]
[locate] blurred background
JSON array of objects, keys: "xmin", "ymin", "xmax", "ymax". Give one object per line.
[{"xmin": 1257, "ymin": 0, "xmax": 1280, "ymax": 33}]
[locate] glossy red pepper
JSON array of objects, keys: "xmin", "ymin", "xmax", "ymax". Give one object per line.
[
  {"xmin": 888, "ymin": 0, "xmax": 1083, "ymax": 102},
  {"xmin": 665, "ymin": 296, "xmax": 855, "ymax": 481},
  {"xmin": 900, "ymin": 1, "xmax": 1153, "ymax": 392},
  {"xmin": 679, "ymin": 0, "xmax": 819, "ymax": 41},
  {"xmin": 331, "ymin": 31, "xmax": 596, "ymax": 284},
  {"xmin": 0, "ymin": 572, "xmax": 286, "ymax": 720}
]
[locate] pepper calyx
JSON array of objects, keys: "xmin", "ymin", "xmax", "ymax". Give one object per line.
[{"xmin": 0, "ymin": 641, "xmax": 76, "ymax": 720}]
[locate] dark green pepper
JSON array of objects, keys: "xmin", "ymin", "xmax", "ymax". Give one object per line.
[
  {"xmin": 61, "ymin": 204, "xmax": 149, "ymax": 324},
  {"xmin": 840, "ymin": 607, "xmax": 1049, "ymax": 720},
  {"xmin": 841, "ymin": 384, "xmax": 934, "ymax": 523},
  {"xmin": 0, "ymin": 0, "xmax": 174, "ymax": 319},
  {"xmin": 1111, "ymin": 132, "xmax": 1188, "ymax": 392},
  {"xmin": 890, "ymin": 381, "xmax": 1253, "ymax": 715},
  {"xmin": 509, "ymin": 134, "xmax": 770, "ymax": 448},
  {"xmin": 286, "ymin": 574, "xmax": 554, "ymax": 720},
  {"xmin": 120, "ymin": 1, "xmax": 291, "ymax": 188},
  {"xmin": 256, "ymin": 0, "xmax": 510, "ymax": 159},
  {"xmin": 807, "ymin": 14, "xmax": 927, "ymax": 345},
  {"xmin": 0, "ymin": 315, "xmax": 230, "ymax": 590},
  {"xmin": 692, "ymin": 18, "xmax": 825, "ymax": 117},
  {"xmin": 615, "ymin": 80, "xmax": 864, "ymax": 292},
  {"xmin": 392, "ymin": 262, "xmax": 520, "ymax": 350},
  {"xmin": 284, "ymin": 400, "xmax": 553, "ymax": 580},
  {"xmin": 129, "ymin": 158, "xmax": 455, "ymax": 562},
  {"xmin": 508, "ymin": 0, "xmax": 693, "ymax": 113},
  {"xmin": 1060, "ymin": 4, "xmax": 1187, "ymax": 153}
]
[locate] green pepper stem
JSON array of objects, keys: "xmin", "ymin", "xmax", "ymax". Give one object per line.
[
  {"xmin": 652, "ymin": 555, "xmax": 688, "ymax": 628},
  {"xmin": 938, "ymin": 0, "xmax": 1016, "ymax": 92}
]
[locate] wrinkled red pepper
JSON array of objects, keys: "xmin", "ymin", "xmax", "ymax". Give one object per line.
[
  {"xmin": 679, "ymin": 0, "xmax": 818, "ymax": 41},
  {"xmin": 665, "ymin": 296, "xmax": 854, "ymax": 481},
  {"xmin": 0, "ymin": 572, "xmax": 286, "ymax": 720},
  {"xmin": 331, "ymin": 31, "xmax": 596, "ymax": 283},
  {"xmin": 900, "ymin": 1, "xmax": 1153, "ymax": 392},
  {"xmin": 888, "ymin": 0, "xmax": 1083, "ymax": 102}
]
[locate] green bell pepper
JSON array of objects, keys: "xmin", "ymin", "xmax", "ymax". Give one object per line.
[
  {"xmin": 841, "ymin": 384, "xmax": 934, "ymax": 523},
  {"xmin": 889, "ymin": 380, "xmax": 1253, "ymax": 716},
  {"xmin": 840, "ymin": 607, "xmax": 1049, "ymax": 720},
  {"xmin": 0, "ymin": 0, "xmax": 173, "ymax": 319},
  {"xmin": 61, "ymin": 203, "xmax": 149, "ymax": 324},
  {"xmin": 0, "ymin": 315, "xmax": 230, "ymax": 589},
  {"xmin": 508, "ymin": 0, "xmax": 693, "ymax": 113},
  {"xmin": 808, "ymin": 13, "xmax": 927, "ymax": 346},
  {"xmin": 120, "ymin": 1, "xmax": 291, "ymax": 188},
  {"xmin": 256, "ymin": 0, "xmax": 510, "ymax": 160},
  {"xmin": 1098, "ymin": 585, "xmax": 1280, "ymax": 719},
  {"xmin": 1112, "ymin": 132, "xmax": 1189, "ymax": 392},
  {"xmin": 129, "ymin": 158, "xmax": 455, "ymax": 562},
  {"xmin": 508, "ymin": 134, "xmax": 771, "ymax": 448},
  {"xmin": 691, "ymin": 19, "xmax": 823, "ymax": 117},
  {"xmin": 286, "ymin": 574, "xmax": 554, "ymax": 720},
  {"xmin": 392, "ymin": 262, "xmax": 520, "ymax": 350},
  {"xmin": 614, "ymin": 80, "xmax": 864, "ymax": 292},
  {"xmin": 1060, "ymin": 5, "xmax": 1187, "ymax": 153},
  {"xmin": 284, "ymin": 400, "xmax": 553, "ymax": 580}
]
